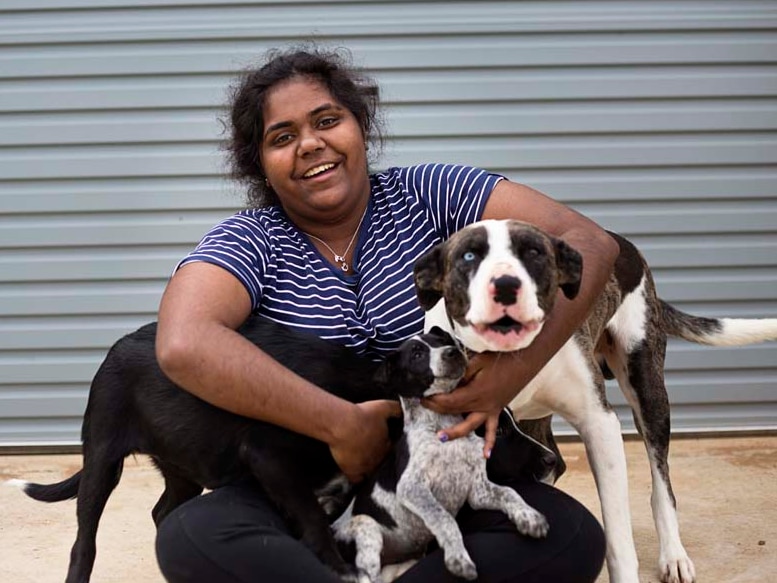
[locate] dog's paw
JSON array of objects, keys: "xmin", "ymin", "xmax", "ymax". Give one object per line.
[
  {"xmin": 513, "ymin": 507, "xmax": 549, "ymax": 538},
  {"xmin": 659, "ymin": 553, "xmax": 696, "ymax": 583},
  {"xmin": 444, "ymin": 552, "xmax": 477, "ymax": 581},
  {"xmin": 380, "ymin": 559, "xmax": 418, "ymax": 582},
  {"xmin": 339, "ymin": 566, "xmax": 375, "ymax": 583}
]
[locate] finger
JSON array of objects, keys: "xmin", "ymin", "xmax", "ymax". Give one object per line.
[
  {"xmin": 482, "ymin": 412, "xmax": 499, "ymax": 458},
  {"xmin": 437, "ymin": 411, "xmax": 489, "ymax": 443},
  {"xmin": 423, "ymin": 389, "xmax": 476, "ymax": 414}
]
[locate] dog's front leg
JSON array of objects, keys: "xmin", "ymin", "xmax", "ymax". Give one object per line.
[
  {"xmin": 397, "ymin": 481, "xmax": 477, "ymax": 581},
  {"xmin": 573, "ymin": 406, "xmax": 640, "ymax": 583},
  {"xmin": 240, "ymin": 445, "xmax": 366, "ymax": 582},
  {"xmin": 467, "ymin": 468, "xmax": 549, "ymax": 538}
]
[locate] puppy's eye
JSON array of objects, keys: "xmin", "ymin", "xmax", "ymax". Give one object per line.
[
  {"xmin": 463, "ymin": 251, "xmax": 477, "ymax": 262},
  {"xmin": 525, "ymin": 247, "xmax": 542, "ymax": 259}
]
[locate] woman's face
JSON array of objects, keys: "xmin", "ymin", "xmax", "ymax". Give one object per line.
[{"xmin": 259, "ymin": 76, "xmax": 370, "ymax": 224}]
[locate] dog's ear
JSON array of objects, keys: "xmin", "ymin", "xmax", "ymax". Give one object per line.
[
  {"xmin": 554, "ymin": 239, "xmax": 583, "ymax": 300},
  {"xmin": 428, "ymin": 326, "xmax": 454, "ymax": 344},
  {"xmin": 413, "ymin": 245, "xmax": 445, "ymax": 310},
  {"xmin": 372, "ymin": 355, "xmax": 395, "ymax": 389}
]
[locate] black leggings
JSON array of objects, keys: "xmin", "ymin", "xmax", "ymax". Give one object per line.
[{"xmin": 156, "ymin": 477, "xmax": 605, "ymax": 583}]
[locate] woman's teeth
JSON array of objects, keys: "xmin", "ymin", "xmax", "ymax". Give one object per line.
[{"xmin": 303, "ymin": 163, "xmax": 335, "ymax": 178}]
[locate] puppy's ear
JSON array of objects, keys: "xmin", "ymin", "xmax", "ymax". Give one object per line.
[
  {"xmin": 429, "ymin": 326, "xmax": 454, "ymax": 344},
  {"xmin": 554, "ymin": 239, "xmax": 583, "ymax": 300},
  {"xmin": 413, "ymin": 245, "xmax": 445, "ymax": 310}
]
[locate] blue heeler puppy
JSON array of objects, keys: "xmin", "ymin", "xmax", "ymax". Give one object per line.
[{"xmin": 334, "ymin": 327, "xmax": 549, "ymax": 582}]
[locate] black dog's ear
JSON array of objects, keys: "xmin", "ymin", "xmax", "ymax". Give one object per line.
[
  {"xmin": 413, "ymin": 245, "xmax": 445, "ymax": 310},
  {"xmin": 554, "ymin": 239, "xmax": 583, "ymax": 300},
  {"xmin": 372, "ymin": 355, "xmax": 395, "ymax": 390}
]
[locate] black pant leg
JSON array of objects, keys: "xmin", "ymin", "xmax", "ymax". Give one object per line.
[
  {"xmin": 396, "ymin": 479, "xmax": 605, "ymax": 583},
  {"xmin": 155, "ymin": 482, "xmax": 343, "ymax": 583}
]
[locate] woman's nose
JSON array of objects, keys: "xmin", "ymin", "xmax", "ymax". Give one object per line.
[{"xmin": 298, "ymin": 130, "xmax": 325, "ymax": 155}]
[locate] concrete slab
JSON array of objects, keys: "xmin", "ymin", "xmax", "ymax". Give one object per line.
[{"xmin": 1, "ymin": 435, "xmax": 775, "ymax": 582}]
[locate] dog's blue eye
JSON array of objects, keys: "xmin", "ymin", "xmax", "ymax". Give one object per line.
[{"xmin": 463, "ymin": 251, "xmax": 476, "ymax": 262}]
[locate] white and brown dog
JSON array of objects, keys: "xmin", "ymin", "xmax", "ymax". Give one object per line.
[{"xmin": 413, "ymin": 219, "xmax": 777, "ymax": 583}]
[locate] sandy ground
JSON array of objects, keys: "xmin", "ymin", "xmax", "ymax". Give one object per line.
[{"xmin": 1, "ymin": 435, "xmax": 775, "ymax": 582}]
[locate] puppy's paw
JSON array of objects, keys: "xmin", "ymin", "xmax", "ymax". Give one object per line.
[
  {"xmin": 444, "ymin": 552, "xmax": 477, "ymax": 581},
  {"xmin": 659, "ymin": 553, "xmax": 696, "ymax": 583},
  {"xmin": 513, "ymin": 507, "xmax": 549, "ymax": 538},
  {"xmin": 380, "ymin": 559, "xmax": 418, "ymax": 582},
  {"xmin": 338, "ymin": 565, "xmax": 375, "ymax": 583}
]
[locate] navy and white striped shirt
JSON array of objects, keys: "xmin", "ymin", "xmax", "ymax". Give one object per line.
[{"xmin": 180, "ymin": 164, "xmax": 503, "ymax": 359}]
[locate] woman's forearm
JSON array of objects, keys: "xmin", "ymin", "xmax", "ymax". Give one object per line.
[{"xmin": 156, "ymin": 318, "xmax": 359, "ymax": 446}]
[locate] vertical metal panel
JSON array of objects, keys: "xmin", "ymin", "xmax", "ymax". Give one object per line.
[{"xmin": 0, "ymin": 0, "xmax": 775, "ymax": 445}]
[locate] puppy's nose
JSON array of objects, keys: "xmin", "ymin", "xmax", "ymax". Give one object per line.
[{"xmin": 492, "ymin": 275, "xmax": 521, "ymax": 305}]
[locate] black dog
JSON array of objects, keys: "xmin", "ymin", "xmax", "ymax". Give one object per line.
[
  {"xmin": 11, "ymin": 317, "xmax": 559, "ymax": 583},
  {"xmin": 10, "ymin": 316, "xmax": 427, "ymax": 583}
]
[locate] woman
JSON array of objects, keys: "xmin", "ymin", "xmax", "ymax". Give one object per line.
[{"xmin": 155, "ymin": 47, "xmax": 617, "ymax": 582}]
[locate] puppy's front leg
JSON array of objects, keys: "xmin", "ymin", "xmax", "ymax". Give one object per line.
[
  {"xmin": 397, "ymin": 480, "xmax": 477, "ymax": 581},
  {"xmin": 468, "ymin": 468, "xmax": 549, "ymax": 538}
]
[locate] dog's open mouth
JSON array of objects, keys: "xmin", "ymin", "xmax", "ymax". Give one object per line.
[
  {"xmin": 485, "ymin": 316, "xmax": 523, "ymax": 335},
  {"xmin": 467, "ymin": 316, "xmax": 544, "ymax": 351}
]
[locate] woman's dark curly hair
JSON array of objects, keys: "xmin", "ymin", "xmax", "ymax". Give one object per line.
[{"xmin": 225, "ymin": 46, "xmax": 384, "ymax": 208}]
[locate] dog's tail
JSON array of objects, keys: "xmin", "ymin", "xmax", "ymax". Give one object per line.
[
  {"xmin": 5, "ymin": 471, "xmax": 81, "ymax": 502},
  {"xmin": 660, "ymin": 301, "xmax": 777, "ymax": 346}
]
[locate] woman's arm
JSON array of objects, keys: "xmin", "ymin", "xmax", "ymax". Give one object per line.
[
  {"xmin": 423, "ymin": 180, "xmax": 619, "ymax": 450},
  {"xmin": 155, "ymin": 261, "xmax": 400, "ymax": 482}
]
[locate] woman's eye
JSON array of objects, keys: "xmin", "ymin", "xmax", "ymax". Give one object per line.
[
  {"xmin": 318, "ymin": 116, "xmax": 338, "ymax": 128},
  {"xmin": 271, "ymin": 133, "xmax": 293, "ymax": 146}
]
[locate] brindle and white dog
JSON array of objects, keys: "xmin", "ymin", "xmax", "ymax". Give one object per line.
[{"xmin": 413, "ymin": 219, "xmax": 777, "ymax": 583}]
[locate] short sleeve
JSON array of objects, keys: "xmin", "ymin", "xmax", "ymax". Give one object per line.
[
  {"xmin": 176, "ymin": 211, "xmax": 270, "ymax": 310},
  {"xmin": 400, "ymin": 164, "xmax": 504, "ymax": 238}
]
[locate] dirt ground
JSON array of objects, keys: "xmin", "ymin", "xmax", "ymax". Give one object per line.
[{"xmin": 1, "ymin": 435, "xmax": 775, "ymax": 582}]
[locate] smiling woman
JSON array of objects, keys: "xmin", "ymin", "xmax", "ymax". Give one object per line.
[{"xmin": 153, "ymin": 45, "xmax": 616, "ymax": 583}]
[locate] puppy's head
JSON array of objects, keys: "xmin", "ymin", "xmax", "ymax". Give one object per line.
[
  {"xmin": 414, "ymin": 219, "xmax": 582, "ymax": 352},
  {"xmin": 377, "ymin": 327, "xmax": 467, "ymax": 398}
]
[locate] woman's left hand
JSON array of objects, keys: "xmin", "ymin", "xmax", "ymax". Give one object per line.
[{"xmin": 422, "ymin": 351, "xmax": 520, "ymax": 458}]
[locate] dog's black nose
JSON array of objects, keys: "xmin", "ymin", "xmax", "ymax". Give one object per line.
[{"xmin": 492, "ymin": 275, "xmax": 521, "ymax": 305}]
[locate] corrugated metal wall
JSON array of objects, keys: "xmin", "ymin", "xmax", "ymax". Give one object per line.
[{"xmin": 1, "ymin": 0, "xmax": 776, "ymax": 446}]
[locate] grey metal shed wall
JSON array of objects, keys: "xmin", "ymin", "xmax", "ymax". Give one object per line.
[{"xmin": 0, "ymin": 0, "xmax": 775, "ymax": 446}]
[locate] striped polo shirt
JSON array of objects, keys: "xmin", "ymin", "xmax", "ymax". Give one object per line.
[{"xmin": 179, "ymin": 163, "xmax": 503, "ymax": 359}]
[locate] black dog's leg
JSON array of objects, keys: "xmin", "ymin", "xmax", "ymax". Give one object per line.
[
  {"xmin": 151, "ymin": 461, "xmax": 203, "ymax": 527},
  {"xmin": 66, "ymin": 454, "xmax": 124, "ymax": 583},
  {"xmin": 240, "ymin": 445, "xmax": 363, "ymax": 581}
]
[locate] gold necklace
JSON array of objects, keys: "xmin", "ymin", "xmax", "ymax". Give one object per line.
[{"xmin": 303, "ymin": 205, "xmax": 368, "ymax": 272}]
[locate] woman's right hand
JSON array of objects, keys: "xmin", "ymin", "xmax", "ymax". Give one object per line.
[{"xmin": 329, "ymin": 399, "xmax": 402, "ymax": 483}]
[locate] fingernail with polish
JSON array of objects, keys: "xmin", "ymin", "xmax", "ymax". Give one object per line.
[
  {"xmin": 438, "ymin": 433, "xmax": 449, "ymax": 443},
  {"xmin": 485, "ymin": 448, "xmax": 492, "ymax": 459}
]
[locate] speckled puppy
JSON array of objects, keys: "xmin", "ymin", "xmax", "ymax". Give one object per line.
[{"xmin": 334, "ymin": 327, "xmax": 549, "ymax": 582}]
